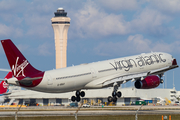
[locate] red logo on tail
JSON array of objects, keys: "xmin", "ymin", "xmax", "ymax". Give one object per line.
[{"xmin": 3, "ymin": 82, "xmax": 9, "ymax": 89}]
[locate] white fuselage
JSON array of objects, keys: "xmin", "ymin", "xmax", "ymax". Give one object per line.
[{"xmin": 29, "ymin": 52, "xmax": 172, "ymax": 93}]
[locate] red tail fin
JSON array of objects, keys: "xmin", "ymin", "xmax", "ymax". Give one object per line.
[
  {"xmin": 1, "ymin": 39, "xmax": 42, "ymax": 78},
  {"xmin": 0, "ymin": 72, "xmax": 11, "ymax": 94},
  {"xmin": 0, "ymin": 81, "xmax": 8, "ymax": 94},
  {"xmin": 4, "ymin": 72, "xmax": 13, "ymax": 79}
]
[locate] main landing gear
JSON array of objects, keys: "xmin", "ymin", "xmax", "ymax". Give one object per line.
[
  {"xmin": 71, "ymin": 90, "xmax": 85, "ymax": 102},
  {"xmin": 107, "ymin": 83, "xmax": 122, "ymax": 103}
]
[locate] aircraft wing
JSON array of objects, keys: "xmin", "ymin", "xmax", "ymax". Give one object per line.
[
  {"xmin": 88, "ymin": 64, "xmax": 179, "ymax": 88},
  {"xmin": 149, "ymin": 64, "xmax": 178, "ymax": 75},
  {"xmin": 85, "ymin": 71, "xmax": 147, "ymax": 88},
  {"xmin": 102, "ymin": 72, "xmax": 147, "ymax": 87}
]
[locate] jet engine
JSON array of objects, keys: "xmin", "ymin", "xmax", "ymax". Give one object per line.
[{"xmin": 134, "ymin": 75, "xmax": 160, "ymax": 89}]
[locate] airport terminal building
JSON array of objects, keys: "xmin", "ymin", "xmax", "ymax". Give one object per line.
[{"xmin": 3, "ymin": 86, "xmax": 179, "ymax": 106}]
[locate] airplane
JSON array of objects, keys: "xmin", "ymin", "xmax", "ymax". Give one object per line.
[
  {"xmin": 0, "ymin": 72, "xmax": 12, "ymax": 103},
  {"xmin": 0, "ymin": 39, "xmax": 179, "ymax": 102}
]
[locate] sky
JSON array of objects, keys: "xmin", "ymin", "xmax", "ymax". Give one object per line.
[{"xmin": 0, "ymin": 0, "xmax": 180, "ymax": 90}]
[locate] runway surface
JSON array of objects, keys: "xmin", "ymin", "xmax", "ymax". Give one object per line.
[
  {"xmin": 0, "ymin": 110, "xmax": 180, "ymax": 117},
  {"xmin": 0, "ymin": 105, "xmax": 180, "ymax": 117}
]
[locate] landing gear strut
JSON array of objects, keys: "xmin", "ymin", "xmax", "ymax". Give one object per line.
[
  {"xmin": 71, "ymin": 90, "xmax": 85, "ymax": 102},
  {"xmin": 158, "ymin": 74, "xmax": 164, "ymax": 84},
  {"xmin": 107, "ymin": 83, "xmax": 122, "ymax": 103}
]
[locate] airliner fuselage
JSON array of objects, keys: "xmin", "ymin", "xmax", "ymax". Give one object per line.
[{"xmin": 35, "ymin": 52, "xmax": 172, "ymax": 93}]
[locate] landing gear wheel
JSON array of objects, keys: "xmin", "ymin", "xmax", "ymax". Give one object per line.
[
  {"xmin": 71, "ymin": 96, "xmax": 76, "ymax": 102},
  {"xmin": 108, "ymin": 83, "xmax": 121, "ymax": 103},
  {"xmin": 116, "ymin": 91, "xmax": 122, "ymax": 98},
  {"xmin": 108, "ymin": 96, "xmax": 113, "ymax": 102},
  {"xmin": 112, "ymin": 91, "xmax": 117, "ymax": 97},
  {"xmin": 80, "ymin": 91, "xmax": 85, "ymax": 97},
  {"xmin": 76, "ymin": 96, "xmax": 81, "ymax": 102},
  {"xmin": 112, "ymin": 97, "xmax": 117, "ymax": 102},
  {"xmin": 76, "ymin": 91, "xmax": 80, "ymax": 96},
  {"xmin": 71, "ymin": 90, "xmax": 85, "ymax": 102}
]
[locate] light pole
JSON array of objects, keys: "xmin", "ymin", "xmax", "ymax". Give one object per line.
[{"xmin": 135, "ymin": 104, "xmax": 143, "ymax": 120}]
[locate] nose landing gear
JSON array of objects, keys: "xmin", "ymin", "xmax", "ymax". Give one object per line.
[{"xmin": 71, "ymin": 90, "xmax": 85, "ymax": 102}]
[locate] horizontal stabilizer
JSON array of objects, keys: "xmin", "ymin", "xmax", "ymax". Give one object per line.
[
  {"xmin": 0, "ymin": 68, "xmax": 10, "ymax": 72},
  {"xmin": 2, "ymin": 92, "xmax": 11, "ymax": 95},
  {"xmin": 15, "ymin": 77, "xmax": 43, "ymax": 86},
  {"xmin": 18, "ymin": 77, "xmax": 43, "ymax": 82}
]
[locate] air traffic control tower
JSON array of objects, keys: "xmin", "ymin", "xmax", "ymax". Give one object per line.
[{"xmin": 51, "ymin": 8, "xmax": 70, "ymax": 69}]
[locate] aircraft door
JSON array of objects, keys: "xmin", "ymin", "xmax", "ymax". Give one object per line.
[
  {"xmin": 90, "ymin": 68, "xmax": 97, "ymax": 79},
  {"xmin": 46, "ymin": 75, "xmax": 53, "ymax": 85}
]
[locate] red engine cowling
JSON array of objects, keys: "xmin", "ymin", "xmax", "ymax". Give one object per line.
[{"xmin": 134, "ymin": 75, "xmax": 160, "ymax": 89}]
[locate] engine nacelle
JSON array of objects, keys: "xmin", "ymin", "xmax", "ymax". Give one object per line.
[{"xmin": 134, "ymin": 75, "xmax": 160, "ymax": 89}]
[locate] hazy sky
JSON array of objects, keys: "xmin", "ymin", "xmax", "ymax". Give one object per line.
[{"xmin": 0, "ymin": 0, "xmax": 180, "ymax": 90}]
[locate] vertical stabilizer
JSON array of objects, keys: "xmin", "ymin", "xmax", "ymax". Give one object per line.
[
  {"xmin": 0, "ymin": 81, "xmax": 8, "ymax": 94},
  {"xmin": 0, "ymin": 72, "xmax": 12, "ymax": 94},
  {"xmin": 4, "ymin": 72, "xmax": 13, "ymax": 79},
  {"xmin": 1, "ymin": 39, "xmax": 41, "ymax": 78}
]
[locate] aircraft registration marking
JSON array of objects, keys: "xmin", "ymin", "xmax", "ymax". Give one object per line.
[{"xmin": 57, "ymin": 83, "xmax": 65, "ymax": 86}]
